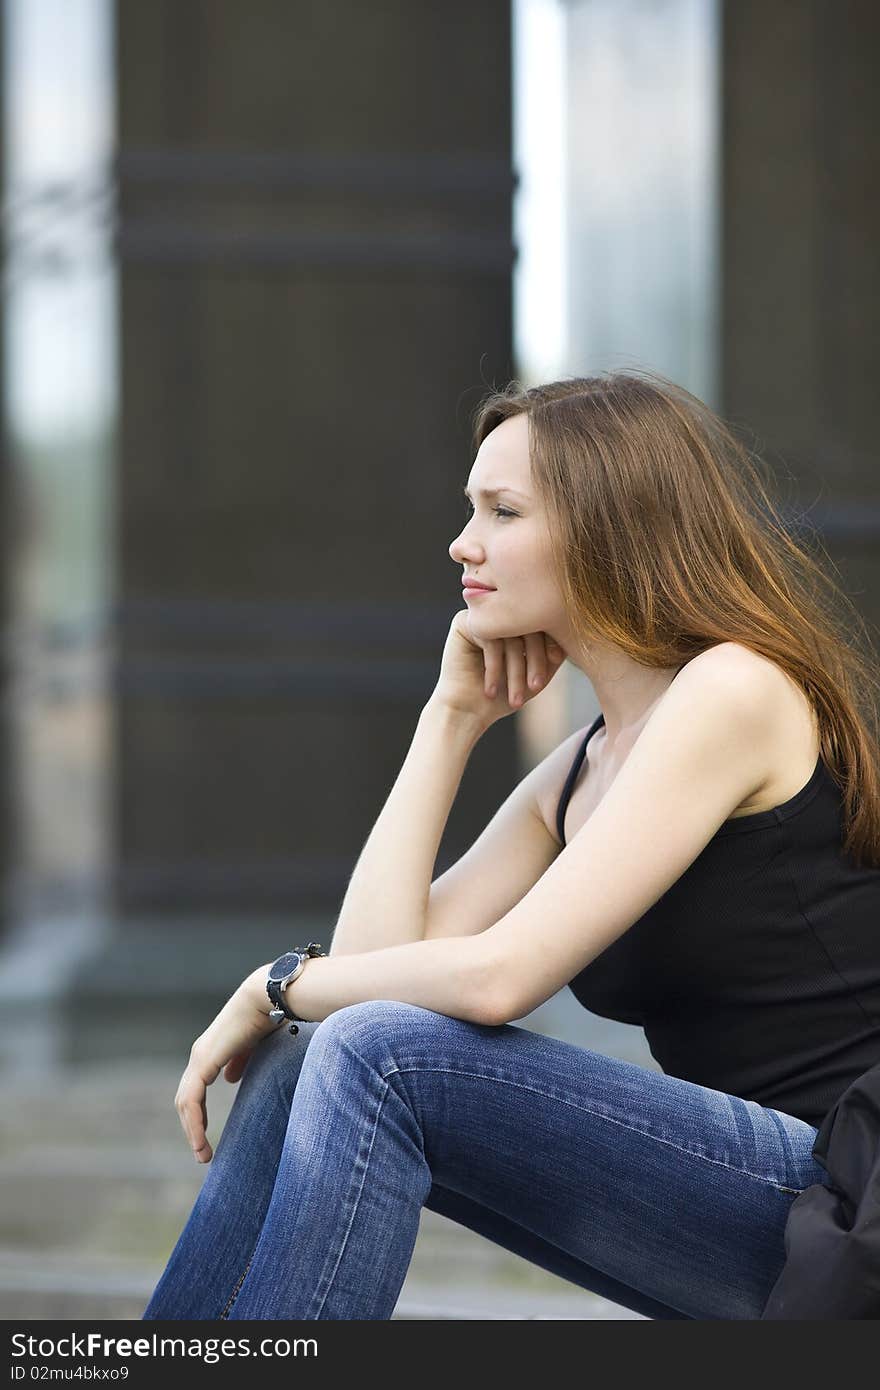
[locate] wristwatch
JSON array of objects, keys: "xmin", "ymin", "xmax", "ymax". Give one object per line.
[{"xmin": 266, "ymin": 942, "xmax": 327, "ymax": 1035}]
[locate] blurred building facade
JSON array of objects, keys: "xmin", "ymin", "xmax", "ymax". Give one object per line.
[
  {"xmin": 0, "ymin": 0, "xmax": 518, "ymax": 1066},
  {"xmin": 0, "ymin": 0, "xmax": 878, "ymax": 1069}
]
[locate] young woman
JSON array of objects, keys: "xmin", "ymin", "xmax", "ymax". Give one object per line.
[{"xmin": 143, "ymin": 370, "xmax": 880, "ymax": 1320}]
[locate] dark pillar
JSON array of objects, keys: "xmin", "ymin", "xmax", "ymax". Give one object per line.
[
  {"xmin": 60, "ymin": 0, "xmax": 516, "ymax": 1062},
  {"xmin": 721, "ymin": 0, "xmax": 880, "ymax": 630}
]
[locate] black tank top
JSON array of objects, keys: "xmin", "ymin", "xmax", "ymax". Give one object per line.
[{"xmin": 555, "ymin": 675, "xmax": 880, "ymax": 1128}]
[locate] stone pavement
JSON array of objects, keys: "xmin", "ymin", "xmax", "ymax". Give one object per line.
[{"xmin": 0, "ymin": 996, "xmax": 655, "ymax": 1320}]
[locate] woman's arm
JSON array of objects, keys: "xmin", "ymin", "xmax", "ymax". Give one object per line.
[
  {"xmin": 328, "ymin": 697, "xmax": 485, "ymax": 957},
  {"xmin": 178, "ymin": 934, "xmax": 499, "ymax": 1163},
  {"xmin": 259, "ymin": 934, "xmax": 500, "ymax": 1028}
]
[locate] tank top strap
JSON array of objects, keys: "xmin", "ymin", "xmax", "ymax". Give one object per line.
[{"xmin": 555, "ymin": 711, "xmax": 605, "ymax": 847}]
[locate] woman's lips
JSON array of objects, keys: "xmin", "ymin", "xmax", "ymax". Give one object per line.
[{"xmin": 463, "ymin": 586, "xmax": 494, "ymax": 598}]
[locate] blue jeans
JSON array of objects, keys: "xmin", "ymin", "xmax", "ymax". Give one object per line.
[{"xmin": 141, "ymin": 1000, "xmax": 831, "ymax": 1320}]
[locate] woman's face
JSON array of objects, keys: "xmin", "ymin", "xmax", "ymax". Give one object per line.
[{"xmin": 448, "ymin": 413, "xmax": 568, "ymax": 642}]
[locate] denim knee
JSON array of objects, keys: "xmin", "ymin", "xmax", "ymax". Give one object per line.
[{"xmin": 307, "ymin": 999, "xmax": 460, "ymax": 1079}]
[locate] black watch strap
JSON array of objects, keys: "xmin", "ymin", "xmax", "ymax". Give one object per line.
[{"xmin": 266, "ymin": 942, "xmax": 327, "ymax": 1035}]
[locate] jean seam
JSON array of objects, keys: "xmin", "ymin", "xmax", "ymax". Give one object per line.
[
  {"xmin": 382, "ymin": 1064, "xmax": 795, "ymax": 1191},
  {"xmin": 219, "ymin": 1251, "xmax": 254, "ymax": 1320},
  {"xmin": 308, "ymin": 1074, "xmax": 391, "ymax": 1319}
]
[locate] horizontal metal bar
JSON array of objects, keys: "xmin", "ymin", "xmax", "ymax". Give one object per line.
[
  {"xmin": 116, "ymin": 224, "xmax": 517, "ymax": 273},
  {"xmin": 7, "ymin": 858, "xmax": 352, "ymax": 908},
  {"xmin": 116, "ymin": 148, "xmax": 518, "ymax": 199},
  {"xmin": 110, "ymin": 655, "xmax": 438, "ymax": 700},
  {"xmin": 114, "ymin": 855, "xmax": 353, "ymax": 899},
  {"xmin": 114, "ymin": 596, "xmax": 458, "ymax": 640},
  {"xmin": 3, "ymin": 598, "xmax": 459, "ymax": 648}
]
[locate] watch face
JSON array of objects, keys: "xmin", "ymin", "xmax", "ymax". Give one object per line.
[{"xmin": 269, "ymin": 951, "xmax": 302, "ymax": 982}]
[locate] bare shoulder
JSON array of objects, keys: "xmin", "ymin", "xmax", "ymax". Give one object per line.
[
  {"xmin": 654, "ymin": 641, "xmax": 807, "ymax": 757},
  {"xmin": 679, "ymin": 641, "xmax": 811, "ymax": 727},
  {"xmin": 645, "ymin": 641, "xmax": 820, "ymax": 828},
  {"xmin": 681, "ymin": 641, "xmax": 819, "ymax": 812},
  {"xmin": 678, "ymin": 640, "xmax": 780, "ymax": 688}
]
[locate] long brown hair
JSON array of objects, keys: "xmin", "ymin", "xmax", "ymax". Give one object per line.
[{"xmin": 471, "ymin": 368, "xmax": 880, "ymax": 869}]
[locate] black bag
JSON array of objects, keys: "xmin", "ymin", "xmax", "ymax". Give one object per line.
[{"xmin": 761, "ymin": 1058, "xmax": 880, "ymax": 1318}]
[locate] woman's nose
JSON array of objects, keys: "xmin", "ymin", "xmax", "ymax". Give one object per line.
[{"xmin": 449, "ymin": 526, "xmax": 480, "ymax": 562}]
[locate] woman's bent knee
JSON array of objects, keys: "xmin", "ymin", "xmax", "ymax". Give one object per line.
[{"xmin": 307, "ymin": 999, "xmax": 485, "ymax": 1076}]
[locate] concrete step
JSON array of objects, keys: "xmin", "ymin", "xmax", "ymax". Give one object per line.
[
  {"xmin": 0, "ymin": 1247, "xmax": 644, "ymax": 1321},
  {"xmin": 0, "ymin": 1249, "xmax": 644, "ymax": 1321}
]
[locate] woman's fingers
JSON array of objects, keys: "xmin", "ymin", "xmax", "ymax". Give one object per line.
[
  {"xmin": 522, "ymin": 632, "xmax": 548, "ymax": 691},
  {"xmin": 176, "ymin": 1059, "xmax": 214, "ymax": 1163},
  {"xmin": 507, "ymin": 633, "xmax": 552, "ymax": 705},
  {"xmin": 481, "ymin": 632, "xmax": 564, "ymax": 709},
  {"xmin": 199, "ymin": 1095, "xmax": 211, "ymax": 1162},
  {"xmin": 504, "ymin": 637, "xmax": 528, "ymax": 707},
  {"xmin": 482, "ymin": 637, "xmax": 503, "ymax": 699}
]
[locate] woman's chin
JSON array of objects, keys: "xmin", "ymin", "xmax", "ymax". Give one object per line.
[
  {"xmin": 467, "ymin": 609, "xmax": 537, "ymax": 643},
  {"xmin": 464, "ymin": 609, "xmax": 501, "ymax": 640}
]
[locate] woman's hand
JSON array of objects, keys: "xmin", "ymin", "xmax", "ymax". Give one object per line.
[
  {"xmin": 175, "ymin": 964, "xmax": 276, "ymax": 1164},
  {"xmin": 432, "ymin": 608, "xmax": 566, "ymax": 727}
]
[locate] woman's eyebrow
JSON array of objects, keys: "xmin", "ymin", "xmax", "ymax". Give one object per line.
[{"xmin": 462, "ymin": 485, "xmax": 529, "ymax": 501}]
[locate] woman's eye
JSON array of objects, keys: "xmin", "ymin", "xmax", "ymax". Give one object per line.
[{"xmin": 463, "ymin": 504, "xmax": 516, "ymax": 520}]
